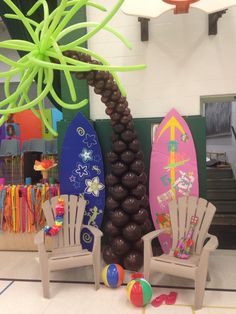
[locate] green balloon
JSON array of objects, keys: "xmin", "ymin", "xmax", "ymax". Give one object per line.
[{"xmin": 0, "ymin": 0, "xmax": 147, "ymax": 136}]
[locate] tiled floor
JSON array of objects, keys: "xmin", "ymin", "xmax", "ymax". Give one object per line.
[{"xmin": 0, "ymin": 250, "xmax": 235, "ymax": 314}]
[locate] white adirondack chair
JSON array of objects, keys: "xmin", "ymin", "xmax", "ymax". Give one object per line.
[
  {"xmin": 35, "ymin": 194, "xmax": 102, "ymax": 298},
  {"xmin": 143, "ymin": 196, "xmax": 218, "ymax": 310}
]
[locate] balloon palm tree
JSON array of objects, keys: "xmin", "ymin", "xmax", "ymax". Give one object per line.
[{"xmin": 0, "ymin": 0, "xmax": 153, "ymax": 270}]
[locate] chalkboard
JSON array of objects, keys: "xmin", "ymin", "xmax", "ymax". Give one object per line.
[{"xmin": 205, "ymin": 102, "xmax": 232, "ymax": 137}]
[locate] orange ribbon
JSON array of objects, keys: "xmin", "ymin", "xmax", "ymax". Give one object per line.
[
  {"xmin": 15, "ymin": 185, "xmax": 21, "ymax": 233},
  {"xmin": 3, "ymin": 187, "xmax": 12, "ymax": 232},
  {"xmin": 27, "ymin": 186, "xmax": 35, "ymax": 233}
]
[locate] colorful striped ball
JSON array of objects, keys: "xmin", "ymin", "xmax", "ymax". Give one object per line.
[
  {"xmin": 102, "ymin": 264, "xmax": 124, "ymax": 288},
  {"xmin": 127, "ymin": 278, "xmax": 153, "ymax": 307}
]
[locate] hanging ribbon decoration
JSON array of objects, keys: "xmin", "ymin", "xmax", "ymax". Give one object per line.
[
  {"xmin": 27, "ymin": 185, "xmax": 35, "ymax": 233},
  {"xmin": 15, "ymin": 185, "xmax": 20, "ymax": 232},
  {"xmin": 35, "ymin": 186, "xmax": 42, "ymax": 229},
  {"xmin": 4, "ymin": 187, "xmax": 12, "ymax": 232},
  {"xmin": 0, "ymin": 187, "xmax": 6, "ymax": 231},
  {"xmin": 11, "ymin": 185, "xmax": 16, "ymax": 232},
  {"xmin": 0, "ymin": 184, "xmax": 60, "ymax": 233},
  {"xmin": 21, "ymin": 186, "xmax": 27, "ymax": 233}
]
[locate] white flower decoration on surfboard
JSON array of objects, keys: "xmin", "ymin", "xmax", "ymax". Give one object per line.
[
  {"xmin": 74, "ymin": 163, "xmax": 89, "ymax": 178},
  {"xmin": 80, "ymin": 148, "xmax": 93, "ymax": 163},
  {"xmin": 85, "ymin": 176, "xmax": 105, "ymax": 197}
]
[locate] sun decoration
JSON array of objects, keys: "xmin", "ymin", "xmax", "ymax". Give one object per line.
[{"xmin": 0, "ymin": 0, "xmax": 146, "ymax": 136}]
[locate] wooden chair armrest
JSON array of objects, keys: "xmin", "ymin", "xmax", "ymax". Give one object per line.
[
  {"xmin": 34, "ymin": 230, "xmax": 45, "ymax": 245},
  {"xmin": 203, "ymin": 233, "xmax": 218, "ymax": 252},
  {"xmin": 142, "ymin": 229, "xmax": 166, "ymax": 242},
  {"xmin": 199, "ymin": 234, "xmax": 218, "ymax": 269},
  {"xmin": 82, "ymin": 225, "xmax": 103, "ymax": 238}
]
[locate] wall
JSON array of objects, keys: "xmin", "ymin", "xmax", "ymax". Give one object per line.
[{"xmin": 87, "ymin": 2, "xmax": 236, "ymax": 120}]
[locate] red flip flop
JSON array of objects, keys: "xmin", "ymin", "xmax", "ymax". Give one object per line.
[
  {"xmin": 151, "ymin": 294, "xmax": 166, "ymax": 307},
  {"xmin": 165, "ymin": 291, "xmax": 177, "ymax": 305},
  {"xmin": 131, "ymin": 272, "xmax": 143, "ymax": 280}
]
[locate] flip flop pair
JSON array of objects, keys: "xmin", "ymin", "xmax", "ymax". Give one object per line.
[{"xmin": 151, "ymin": 291, "xmax": 177, "ymax": 307}]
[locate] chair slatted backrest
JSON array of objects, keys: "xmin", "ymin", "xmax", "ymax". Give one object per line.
[
  {"xmin": 42, "ymin": 194, "xmax": 86, "ymax": 250},
  {"xmin": 169, "ymin": 196, "xmax": 216, "ymax": 255}
]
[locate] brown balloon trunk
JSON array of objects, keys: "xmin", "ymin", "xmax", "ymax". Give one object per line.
[{"xmin": 64, "ymin": 51, "xmax": 153, "ymax": 271}]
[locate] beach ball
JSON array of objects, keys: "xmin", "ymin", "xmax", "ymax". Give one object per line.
[
  {"xmin": 127, "ymin": 278, "xmax": 152, "ymax": 307},
  {"xmin": 102, "ymin": 264, "xmax": 124, "ymax": 288}
]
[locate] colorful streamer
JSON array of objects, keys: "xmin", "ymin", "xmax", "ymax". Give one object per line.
[
  {"xmin": 0, "ymin": 187, "xmax": 6, "ymax": 231},
  {"xmin": 0, "ymin": 184, "xmax": 60, "ymax": 233}
]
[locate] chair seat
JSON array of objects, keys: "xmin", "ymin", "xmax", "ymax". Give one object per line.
[
  {"xmin": 153, "ymin": 252, "xmax": 200, "ymax": 268},
  {"xmin": 49, "ymin": 249, "xmax": 91, "ymax": 261}
]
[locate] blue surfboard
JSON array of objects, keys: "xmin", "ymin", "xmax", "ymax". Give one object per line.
[{"xmin": 60, "ymin": 112, "xmax": 105, "ymax": 251}]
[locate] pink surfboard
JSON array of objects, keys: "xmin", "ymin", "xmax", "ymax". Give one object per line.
[{"xmin": 149, "ymin": 109, "xmax": 199, "ymax": 254}]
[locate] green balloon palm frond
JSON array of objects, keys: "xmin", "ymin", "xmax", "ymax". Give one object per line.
[{"xmin": 0, "ymin": 0, "xmax": 146, "ymax": 136}]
